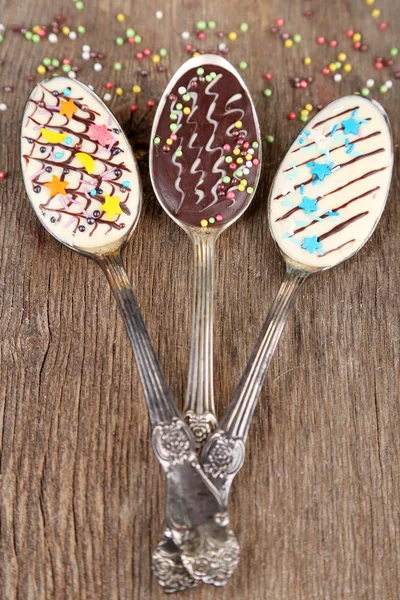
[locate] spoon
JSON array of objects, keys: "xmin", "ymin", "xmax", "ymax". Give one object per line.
[
  {"xmin": 149, "ymin": 55, "xmax": 262, "ymax": 590},
  {"xmin": 154, "ymin": 94, "xmax": 394, "ymax": 590},
  {"xmin": 150, "ymin": 54, "xmax": 262, "ymax": 445},
  {"xmin": 21, "ymin": 76, "xmax": 238, "ymax": 587},
  {"xmin": 200, "ymin": 94, "xmax": 394, "ymax": 518}
]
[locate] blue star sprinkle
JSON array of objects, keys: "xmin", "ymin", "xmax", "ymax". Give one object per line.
[
  {"xmin": 341, "ymin": 117, "xmax": 360, "ymax": 136},
  {"xmin": 299, "ymin": 196, "xmax": 318, "ymax": 214},
  {"xmin": 326, "ymin": 210, "xmax": 339, "ymax": 219},
  {"xmin": 307, "ymin": 160, "xmax": 332, "ymax": 182},
  {"xmin": 301, "ymin": 236, "xmax": 322, "ymax": 254}
]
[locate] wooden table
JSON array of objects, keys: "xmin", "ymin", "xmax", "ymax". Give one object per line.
[{"xmin": 1, "ymin": 1, "xmax": 399, "ymax": 598}]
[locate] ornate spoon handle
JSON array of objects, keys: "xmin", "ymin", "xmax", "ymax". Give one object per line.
[
  {"xmin": 97, "ymin": 251, "xmax": 239, "ymax": 587},
  {"xmin": 184, "ymin": 232, "xmax": 218, "ymax": 443},
  {"xmin": 202, "ymin": 264, "xmax": 309, "ymax": 500}
]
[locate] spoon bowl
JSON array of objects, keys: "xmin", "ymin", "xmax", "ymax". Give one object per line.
[
  {"xmin": 21, "ymin": 76, "xmax": 142, "ymax": 257},
  {"xmin": 269, "ymin": 95, "xmax": 393, "ymax": 272}
]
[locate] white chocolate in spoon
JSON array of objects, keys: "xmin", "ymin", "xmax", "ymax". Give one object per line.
[
  {"xmin": 21, "ymin": 77, "xmax": 140, "ymax": 251},
  {"xmin": 269, "ymin": 96, "xmax": 393, "ymax": 268}
]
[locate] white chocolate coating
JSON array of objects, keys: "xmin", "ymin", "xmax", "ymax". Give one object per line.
[
  {"xmin": 21, "ymin": 77, "xmax": 140, "ymax": 250},
  {"xmin": 269, "ymin": 96, "xmax": 393, "ymax": 268}
]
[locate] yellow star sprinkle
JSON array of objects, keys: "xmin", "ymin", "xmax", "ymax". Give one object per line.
[
  {"xmin": 59, "ymin": 98, "xmax": 78, "ymax": 120},
  {"xmin": 44, "ymin": 175, "xmax": 69, "ymax": 197},
  {"xmin": 101, "ymin": 194, "xmax": 122, "ymax": 219}
]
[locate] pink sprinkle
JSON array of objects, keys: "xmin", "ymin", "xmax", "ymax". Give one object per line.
[
  {"xmin": 64, "ymin": 216, "xmax": 76, "ymax": 229},
  {"xmin": 136, "ymin": 52, "xmax": 144, "ymax": 60},
  {"xmin": 58, "ymin": 194, "xmax": 69, "ymax": 210},
  {"xmin": 329, "ymin": 39, "xmax": 337, "ymax": 48},
  {"xmin": 215, "ymin": 214, "xmax": 223, "ymax": 221},
  {"xmin": 243, "ymin": 141, "xmax": 250, "ymax": 149},
  {"xmin": 143, "ymin": 48, "xmax": 151, "ymax": 56},
  {"xmin": 253, "ymin": 158, "xmax": 260, "ymax": 166},
  {"xmin": 106, "ymin": 138, "xmax": 115, "ymax": 153},
  {"xmin": 170, "ymin": 133, "xmax": 177, "ymax": 140},
  {"xmin": 275, "ymin": 17, "xmax": 284, "ymax": 27},
  {"xmin": 223, "ymin": 144, "xmax": 231, "ymax": 151},
  {"xmin": 102, "ymin": 167, "xmax": 114, "ymax": 180},
  {"xmin": 229, "ymin": 163, "xmax": 236, "ymax": 170},
  {"xmin": 30, "ymin": 167, "xmax": 45, "ymax": 180},
  {"xmin": 227, "ymin": 191, "xmax": 235, "ymax": 199}
]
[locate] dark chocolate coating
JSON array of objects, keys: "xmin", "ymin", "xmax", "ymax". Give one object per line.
[{"xmin": 151, "ymin": 65, "xmax": 260, "ymax": 228}]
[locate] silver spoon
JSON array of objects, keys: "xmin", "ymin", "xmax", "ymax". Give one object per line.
[
  {"xmin": 201, "ymin": 94, "xmax": 394, "ymax": 515},
  {"xmin": 149, "ymin": 55, "xmax": 262, "ymax": 590},
  {"xmin": 154, "ymin": 94, "xmax": 394, "ymax": 590},
  {"xmin": 21, "ymin": 76, "xmax": 238, "ymax": 587}
]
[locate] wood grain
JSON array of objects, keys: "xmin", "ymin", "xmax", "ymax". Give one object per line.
[{"xmin": 0, "ymin": 0, "xmax": 399, "ymax": 598}]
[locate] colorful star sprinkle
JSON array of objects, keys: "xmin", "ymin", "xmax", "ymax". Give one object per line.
[
  {"xmin": 299, "ymin": 196, "xmax": 318, "ymax": 214},
  {"xmin": 59, "ymin": 98, "xmax": 78, "ymax": 120},
  {"xmin": 309, "ymin": 128, "xmax": 326, "ymax": 146},
  {"xmin": 280, "ymin": 178, "xmax": 296, "ymax": 196},
  {"xmin": 308, "ymin": 160, "xmax": 332, "ymax": 181},
  {"xmin": 44, "ymin": 175, "xmax": 69, "ymax": 197},
  {"xmin": 101, "ymin": 194, "xmax": 122, "ymax": 219},
  {"xmin": 301, "ymin": 236, "xmax": 322, "ymax": 254},
  {"xmin": 89, "ymin": 123, "xmax": 114, "ymax": 146},
  {"xmin": 341, "ymin": 117, "xmax": 361, "ymax": 135}
]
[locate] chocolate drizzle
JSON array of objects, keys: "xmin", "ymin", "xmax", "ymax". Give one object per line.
[
  {"xmin": 311, "ymin": 106, "xmax": 359, "ymax": 129},
  {"xmin": 286, "ymin": 131, "xmax": 381, "ymax": 170},
  {"xmin": 151, "ymin": 64, "xmax": 260, "ymax": 228},
  {"xmin": 318, "ymin": 211, "xmax": 369, "ymax": 242},
  {"xmin": 274, "ymin": 149, "xmax": 385, "ymax": 202}
]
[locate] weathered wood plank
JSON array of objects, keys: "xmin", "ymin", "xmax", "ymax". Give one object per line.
[{"xmin": 1, "ymin": 0, "xmax": 399, "ymax": 598}]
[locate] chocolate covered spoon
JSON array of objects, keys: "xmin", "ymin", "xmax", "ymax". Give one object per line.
[
  {"xmin": 21, "ymin": 77, "xmax": 238, "ymax": 588},
  {"xmin": 150, "ymin": 54, "xmax": 262, "ymax": 444},
  {"xmin": 201, "ymin": 95, "xmax": 394, "ymax": 511},
  {"xmin": 149, "ymin": 55, "xmax": 261, "ymax": 590}
]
